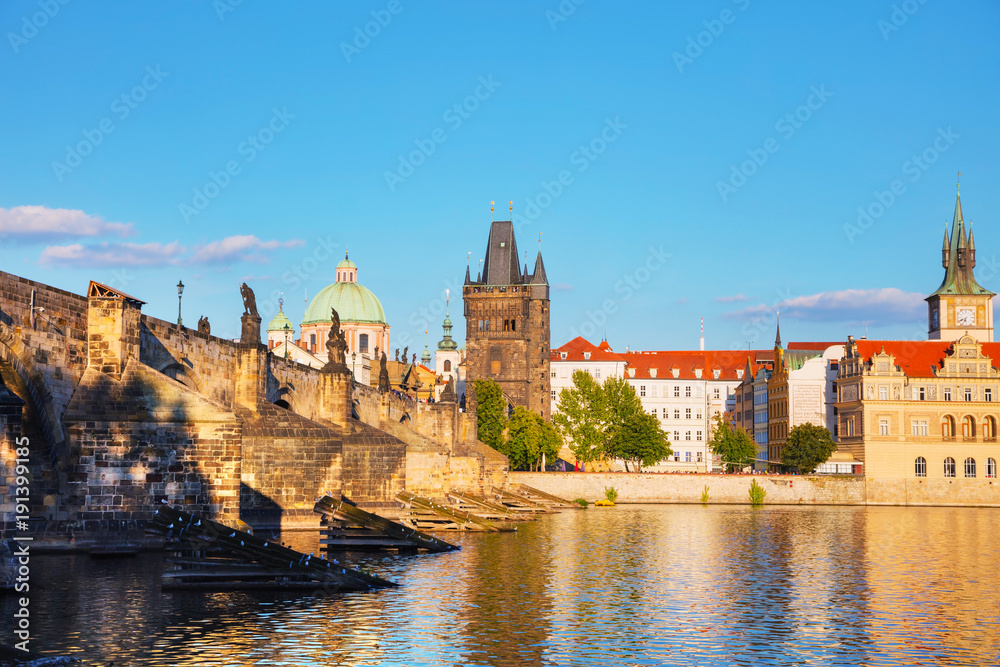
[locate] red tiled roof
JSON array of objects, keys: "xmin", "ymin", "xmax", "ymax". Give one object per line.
[
  {"xmin": 620, "ymin": 350, "xmax": 774, "ymax": 381},
  {"xmin": 551, "ymin": 336, "xmax": 627, "ymax": 362},
  {"xmin": 852, "ymin": 339, "xmax": 1000, "ymax": 378}
]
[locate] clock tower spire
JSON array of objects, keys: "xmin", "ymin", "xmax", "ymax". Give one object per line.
[{"xmin": 926, "ymin": 185, "xmax": 995, "ymax": 341}]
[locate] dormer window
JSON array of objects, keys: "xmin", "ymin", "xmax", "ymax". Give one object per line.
[
  {"xmin": 713, "ymin": 369, "xmax": 721, "ymax": 379},
  {"xmin": 672, "ymin": 368, "xmax": 679, "ymax": 378},
  {"xmin": 560, "ymin": 352, "xmax": 567, "ymax": 360},
  {"xmin": 583, "ymin": 352, "xmax": 591, "ymax": 360},
  {"xmin": 628, "ymin": 368, "xmax": 636, "ymax": 378},
  {"xmin": 650, "ymin": 368, "xmax": 657, "ymax": 378},
  {"xmin": 736, "ymin": 369, "xmax": 744, "ymax": 379},
  {"xmin": 695, "ymin": 368, "xmax": 703, "ymax": 379}
]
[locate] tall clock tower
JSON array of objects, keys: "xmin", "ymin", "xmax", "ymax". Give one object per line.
[{"xmin": 926, "ymin": 188, "xmax": 995, "ymax": 341}]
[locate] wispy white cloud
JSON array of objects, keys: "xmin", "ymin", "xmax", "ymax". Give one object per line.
[
  {"xmin": 189, "ymin": 235, "xmax": 304, "ymax": 264},
  {"xmin": 0, "ymin": 205, "xmax": 133, "ymax": 241},
  {"xmin": 40, "ymin": 242, "xmax": 185, "ymax": 268},
  {"xmin": 552, "ymin": 282, "xmax": 573, "ymax": 291},
  {"xmin": 38, "ymin": 234, "xmax": 305, "ymax": 269},
  {"xmin": 715, "ymin": 293, "xmax": 748, "ymax": 303},
  {"xmin": 724, "ymin": 288, "xmax": 924, "ymax": 324}
]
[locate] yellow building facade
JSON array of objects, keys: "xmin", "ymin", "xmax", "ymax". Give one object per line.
[{"xmin": 835, "ymin": 190, "xmax": 1000, "ymax": 480}]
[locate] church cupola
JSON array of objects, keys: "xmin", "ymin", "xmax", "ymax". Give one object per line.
[{"xmin": 336, "ymin": 251, "xmax": 358, "ymax": 283}]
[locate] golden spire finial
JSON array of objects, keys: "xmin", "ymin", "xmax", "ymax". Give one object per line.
[
  {"xmin": 509, "ymin": 200, "xmax": 513, "ymax": 215},
  {"xmin": 957, "ymin": 172, "xmax": 962, "ymax": 193},
  {"xmin": 490, "ymin": 200, "xmax": 495, "ymax": 221},
  {"xmin": 538, "ymin": 232, "xmax": 542, "ymax": 249}
]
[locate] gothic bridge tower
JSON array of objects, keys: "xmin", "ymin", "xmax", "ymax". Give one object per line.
[{"xmin": 463, "ymin": 218, "xmax": 551, "ymax": 420}]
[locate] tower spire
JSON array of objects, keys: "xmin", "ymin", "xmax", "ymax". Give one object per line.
[{"xmin": 774, "ymin": 310, "xmax": 782, "ymax": 348}]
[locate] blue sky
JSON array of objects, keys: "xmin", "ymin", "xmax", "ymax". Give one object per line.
[{"xmin": 2, "ymin": 1, "xmax": 998, "ymax": 353}]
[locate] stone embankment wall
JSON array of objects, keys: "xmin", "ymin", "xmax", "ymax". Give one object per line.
[{"xmin": 512, "ymin": 472, "xmax": 1000, "ymax": 507}]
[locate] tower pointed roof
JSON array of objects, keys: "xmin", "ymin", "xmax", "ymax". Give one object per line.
[
  {"xmin": 421, "ymin": 330, "xmax": 431, "ymax": 364},
  {"xmin": 481, "ymin": 220, "xmax": 521, "ymax": 285},
  {"xmin": 774, "ymin": 312, "xmax": 782, "ymax": 348},
  {"xmin": 464, "ymin": 264, "xmax": 471, "ymax": 285},
  {"xmin": 531, "ymin": 251, "xmax": 548, "ymax": 285},
  {"xmin": 929, "ymin": 190, "xmax": 994, "ymax": 298}
]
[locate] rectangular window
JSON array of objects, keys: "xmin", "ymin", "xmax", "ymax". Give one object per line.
[
  {"xmin": 685, "ymin": 408, "xmax": 692, "ymax": 419},
  {"xmin": 696, "ymin": 430, "xmax": 703, "ymax": 441},
  {"xmin": 685, "ymin": 386, "xmax": 691, "ymax": 397},
  {"xmin": 920, "ymin": 421, "xmax": 928, "ymax": 436},
  {"xmin": 674, "ymin": 409, "xmax": 680, "ymax": 419},
  {"xmin": 713, "ymin": 388, "xmax": 721, "ymax": 399},
  {"xmin": 640, "ymin": 385, "xmax": 646, "ymax": 397},
  {"xmin": 685, "ymin": 451, "xmax": 692, "ymax": 462},
  {"xmin": 551, "ymin": 390, "xmax": 556, "ymax": 400},
  {"xmin": 964, "ymin": 387, "xmax": 973, "ymax": 402},
  {"xmin": 986, "ymin": 388, "xmax": 994, "ymax": 402},
  {"xmin": 944, "ymin": 387, "xmax": 952, "ymax": 401},
  {"xmin": 674, "ymin": 430, "xmax": 680, "ymax": 441},
  {"xmin": 685, "ymin": 431, "xmax": 691, "ymax": 441},
  {"xmin": 551, "ymin": 371, "xmax": 556, "ymax": 378},
  {"xmin": 918, "ymin": 387, "xmax": 926, "ymax": 400},
  {"xmin": 595, "ymin": 369, "xmax": 601, "ymax": 378},
  {"xmin": 880, "ymin": 419, "xmax": 889, "ymax": 435},
  {"xmin": 674, "ymin": 386, "xmax": 680, "ymax": 397},
  {"xmin": 697, "ymin": 452, "xmax": 703, "ymax": 462},
  {"xmin": 912, "ymin": 421, "xmax": 919, "ymax": 436},
  {"xmin": 696, "ymin": 410, "xmax": 703, "ymax": 420},
  {"xmin": 651, "ymin": 408, "xmax": 657, "ymax": 418},
  {"xmin": 879, "ymin": 386, "xmax": 888, "ymax": 400}
]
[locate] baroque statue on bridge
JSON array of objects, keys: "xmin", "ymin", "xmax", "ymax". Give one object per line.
[
  {"xmin": 197, "ymin": 316, "xmax": 210, "ymax": 334},
  {"xmin": 324, "ymin": 306, "xmax": 349, "ymax": 372},
  {"xmin": 240, "ymin": 283, "xmax": 259, "ymax": 318},
  {"xmin": 378, "ymin": 352, "xmax": 391, "ymax": 393}
]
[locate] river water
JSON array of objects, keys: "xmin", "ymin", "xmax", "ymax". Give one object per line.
[{"xmin": 5, "ymin": 505, "xmax": 999, "ymax": 666}]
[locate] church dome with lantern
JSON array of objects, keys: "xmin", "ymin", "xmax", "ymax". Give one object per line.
[{"xmin": 297, "ymin": 251, "xmax": 390, "ymax": 378}]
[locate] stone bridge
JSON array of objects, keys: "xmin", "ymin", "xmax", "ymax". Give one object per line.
[{"xmin": 0, "ymin": 270, "xmax": 507, "ymax": 532}]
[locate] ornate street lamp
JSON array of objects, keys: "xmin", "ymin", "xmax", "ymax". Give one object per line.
[
  {"xmin": 283, "ymin": 322, "xmax": 291, "ymax": 360},
  {"xmin": 176, "ymin": 280, "xmax": 184, "ymax": 326},
  {"xmin": 352, "ymin": 352, "xmax": 357, "ymax": 381}
]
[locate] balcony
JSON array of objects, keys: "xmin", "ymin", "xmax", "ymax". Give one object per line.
[{"xmin": 985, "ymin": 436, "xmax": 998, "ymax": 443}]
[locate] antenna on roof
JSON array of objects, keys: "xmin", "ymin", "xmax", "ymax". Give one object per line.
[{"xmin": 699, "ymin": 316, "xmax": 705, "ymax": 352}]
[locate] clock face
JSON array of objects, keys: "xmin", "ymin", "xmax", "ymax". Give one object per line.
[{"xmin": 957, "ymin": 308, "xmax": 976, "ymax": 326}]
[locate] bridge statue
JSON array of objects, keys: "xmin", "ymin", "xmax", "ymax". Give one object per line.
[
  {"xmin": 401, "ymin": 346, "xmax": 408, "ymax": 365},
  {"xmin": 394, "ymin": 348, "xmax": 399, "ymax": 362},
  {"xmin": 323, "ymin": 307, "xmax": 349, "ymax": 373},
  {"xmin": 197, "ymin": 316, "xmax": 211, "ymax": 335},
  {"xmin": 377, "ymin": 352, "xmax": 391, "ymax": 393},
  {"xmin": 239, "ymin": 283, "xmax": 262, "ymax": 344},
  {"xmin": 240, "ymin": 283, "xmax": 258, "ymax": 318}
]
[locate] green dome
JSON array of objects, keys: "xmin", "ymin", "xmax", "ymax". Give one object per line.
[
  {"xmin": 303, "ymin": 281, "xmax": 386, "ymax": 325},
  {"xmin": 337, "ymin": 256, "xmax": 357, "ymax": 270},
  {"xmin": 268, "ymin": 309, "xmax": 294, "ymax": 332}
]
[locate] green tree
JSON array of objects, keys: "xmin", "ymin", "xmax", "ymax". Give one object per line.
[
  {"xmin": 504, "ymin": 407, "xmax": 563, "ymax": 471},
  {"xmin": 609, "ymin": 411, "xmax": 672, "ymax": 472},
  {"xmin": 504, "ymin": 406, "xmax": 539, "ymax": 470},
  {"xmin": 781, "ymin": 422, "xmax": 837, "ymax": 473},
  {"xmin": 708, "ymin": 414, "xmax": 757, "ymax": 473},
  {"xmin": 553, "ymin": 370, "xmax": 607, "ymax": 464},
  {"xmin": 536, "ymin": 416, "xmax": 563, "ymax": 471},
  {"xmin": 473, "ymin": 378, "xmax": 507, "ymax": 452}
]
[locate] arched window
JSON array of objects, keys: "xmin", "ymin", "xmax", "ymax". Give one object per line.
[
  {"xmin": 988, "ymin": 458, "xmax": 997, "ymax": 478},
  {"xmin": 914, "ymin": 457, "xmax": 927, "ymax": 477},
  {"xmin": 985, "ymin": 417, "xmax": 997, "ymax": 440},
  {"xmin": 444, "ymin": 360, "xmax": 452, "ymax": 372},
  {"xmin": 964, "ymin": 458, "xmax": 977, "ymax": 478},
  {"xmin": 944, "ymin": 457, "xmax": 956, "ymax": 477},
  {"xmin": 941, "ymin": 415, "xmax": 956, "ymax": 438},
  {"xmin": 359, "ymin": 333, "xmax": 369, "ymax": 353},
  {"xmin": 962, "ymin": 415, "xmax": 976, "ymax": 438},
  {"xmin": 310, "ymin": 333, "xmax": 316, "ymax": 352}
]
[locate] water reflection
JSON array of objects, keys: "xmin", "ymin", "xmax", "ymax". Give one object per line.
[{"xmin": 6, "ymin": 506, "xmax": 999, "ymax": 666}]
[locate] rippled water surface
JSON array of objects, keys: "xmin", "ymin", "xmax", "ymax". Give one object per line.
[{"xmin": 7, "ymin": 505, "xmax": 1000, "ymax": 666}]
